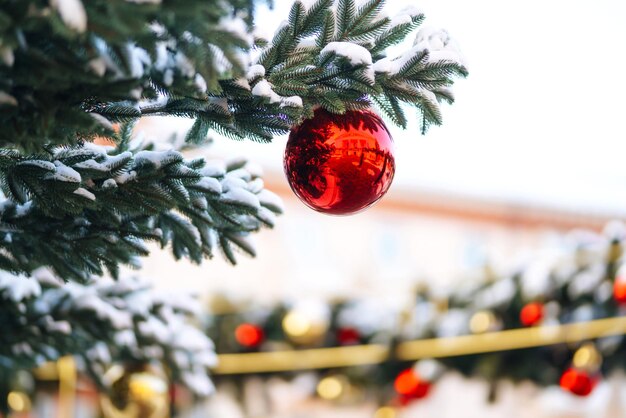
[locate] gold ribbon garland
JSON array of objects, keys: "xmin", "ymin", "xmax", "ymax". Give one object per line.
[{"xmin": 213, "ymin": 316, "xmax": 626, "ymax": 375}]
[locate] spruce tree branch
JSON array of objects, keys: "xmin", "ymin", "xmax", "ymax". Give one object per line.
[
  {"xmin": 0, "ymin": 145, "xmax": 283, "ymax": 282},
  {"xmin": 0, "ymin": 272, "xmax": 216, "ymax": 398}
]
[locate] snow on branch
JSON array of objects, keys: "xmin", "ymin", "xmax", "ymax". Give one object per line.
[{"xmin": 0, "ymin": 270, "xmax": 216, "ymax": 396}]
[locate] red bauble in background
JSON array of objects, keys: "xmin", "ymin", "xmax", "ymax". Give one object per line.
[
  {"xmin": 336, "ymin": 327, "xmax": 361, "ymax": 345},
  {"xmin": 613, "ymin": 277, "xmax": 626, "ymax": 304},
  {"xmin": 559, "ymin": 368, "xmax": 598, "ymax": 397},
  {"xmin": 235, "ymin": 323, "xmax": 264, "ymax": 348},
  {"xmin": 520, "ymin": 302, "xmax": 544, "ymax": 327},
  {"xmin": 284, "ymin": 108, "xmax": 395, "ymax": 215},
  {"xmin": 394, "ymin": 368, "xmax": 431, "ymax": 402}
]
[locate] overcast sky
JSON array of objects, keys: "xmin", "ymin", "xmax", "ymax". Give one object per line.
[{"xmin": 208, "ymin": 0, "xmax": 626, "ymax": 215}]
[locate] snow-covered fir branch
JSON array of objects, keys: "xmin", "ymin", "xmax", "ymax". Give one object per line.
[
  {"xmin": 0, "ymin": 142, "xmax": 283, "ymax": 282},
  {"xmin": 0, "ymin": 269, "xmax": 216, "ymax": 396}
]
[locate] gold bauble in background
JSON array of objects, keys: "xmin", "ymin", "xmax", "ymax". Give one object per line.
[
  {"xmin": 7, "ymin": 391, "xmax": 31, "ymax": 413},
  {"xmin": 282, "ymin": 309, "xmax": 329, "ymax": 345},
  {"xmin": 100, "ymin": 364, "xmax": 169, "ymax": 418},
  {"xmin": 316, "ymin": 375, "xmax": 349, "ymax": 401},
  {"xmin": 573, "ymin": 343, "xmax": 603, "ymax": 373},
  {"xmin": 469, "ymin": 310, "xmax": 499, "ymax": 334}
]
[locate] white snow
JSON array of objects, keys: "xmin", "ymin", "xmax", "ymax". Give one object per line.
[
  {"xmin": 233, "ymin": 78, "xmax": 251, "ymax": 90},
  {"xmin": 390, "ymin": 13, "xmax": 413, "ymax": 27},
  {"xmin": 46, "ymin": 161, "xmax": 81, "ymax": 183},
  {"xmin": 201, "ymin": 160, "xmax": 226, "ymax": 178},
  {"xmin": 162, "ymin": 69, "xmax": 174, "ymax": 86},
  {"xmin": 18, "ymin": 160, "xmax": 56, "ymax": 171},
  {"xmin": 428, "ymin": 50, "xmax": 466, "ymax": 68},
  {"xmin": 138, "ymin": 317, "xmax": 170, "ymax": 344},
  {"xmin": 174, "ymin": 350, "xmax": 190, "ymax": 369},
  {"xmin": 321, "ymin": 42, "xmax": 372, "ymax": 66},
  {"xmin": 14, "ymin": 201, "xmax": 33, "ymax": 217},
  {"xmin": 221, "ymin": 188, "xmax": 260, "ymax": 209},
  {"xmin": 338, "ymin": 299, "xmax": 399, "ymax": 335},
  {"xmin": 50, "ymin": 0, "xmax": 87, "ymax": 33},
  {"xmin": 154, "ymin": 42, "xmax": 169, "ymax": 72},
  {"xmin": 72, "ymin": 293, "xmax": 133, "ymax": 329},
  {"xmin": 246, "ymin": 178, "xmax": 264, "ymax": 194},
  {"xmin": 74, "ymin": 159, "xmax": 109, "ymax": 172},
  {"xmin": 194, "ymin": 177, "xmax": 222, "ymax": 194},
  {"xmin": 0, "ymin": 274, "xmax": 42, "ymax": 301},
  {"xmin": 42, "ymin": 317, "xmax": 72, "ymax": 334},
  {"xmin": 135, "ymin": 150, "xmax": 181, "ymax": 169},
  {"xmin": 102, "ymin": 179, "xmax": 117, "ymax": 189},
  {"xmin": 255, "ymin": 206, "xmax": 277, "ymax": 227},
  {"xmin": 0, "ymin": 46, "xmax": 14, "ymax": 67},
  {"xmin": 569, "ymin": 264, "xmax": 605, "ymax": 299},
  {"xmin": 473, "ymin": 277, "xmax": 516, "ymax": 309},
  {"xmin": 252, "ymin": 80, "xmax": 282, "ymax": 104},
  {"xmin": 218, "ymin": 17, "xmax": 253, "ymax": 46},
  {"xmin": 181, "ymin": 370, "xmax": 214, "ymax": 396},
  {"xmin": 73, "ymin": 187, "xmax": 96, "ymax": 201},
  {"xmin": 174, "ymin": 52, "xmax": 196, "ymax": 78},
  {"xmin": 414, "ymin": 26, "xmax": 467, "ymax": 68},
  {"xmin": 246, "ymin": 64, "xmax": 266, "ymax": 80},
  {"xmin": 373, "ymin": 57, "xmax": 395, "ymax": 74},
  {"xmin": 221, "ymin": 176, "xmax": 248, "ymax": 192},
  {"xmin": 257, "ymin": 189, "xmax": 285, "ymax": 213},
  {"xmin": 228, "ymin": 234, "xmax": 256, "ymax": 256},
  {"xmin": 105, "ymin": 151, "xmax": 132, "ymax": 168},
  {"xmin": 114, "ymin": 170, "xmax": 137, "ymax": 184},
  {"xmin": 244, "ymin": 162, "xmax": 264, "ymax": 179},
  {"xmin": 86, "ymin": 343, "xmax": 111, "ymax": 364},
  {"xmin": 79, "ymin": 142, "xmax": 111, "ymax": 155},
  {"xmin": 320, "ymin": 42, "xmax": 375, "ymax": 84},
  {"xmin": 115, "ymin": 329, "xmax": 137, "ymax": 347},
  {"xmin": 281, "ymin": 96, "xmax": 303, "ymax": 108},
  {"xmin": 194, "ymin": 74, "xmax": 207, "ymax": 92},
  {"xmin": 436, "ymin": 309, "xmax": 469, "ymax": 338},
  {"xmin": 521, "ymin": 251, "xmax": 558, "ymax": 299},
  {"xmin": 226, "ymin": 169, "xmax": 252, "ymax": 182},
  {"xmin": 0, "ymin": 91, "xmax": 17, "ymax": 106},
  {"xmin": 296, "ymin": 38, "xmax": 317, "ymax": 49}
]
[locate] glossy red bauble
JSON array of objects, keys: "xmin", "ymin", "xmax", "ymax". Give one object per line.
[
  {"xmin": 520, "ymin": 302, "xmax": 544, "ymax": 327},
  {"xmin": 393, "ymin": 369, "xmax": 431, "ymax": 400},
  {"xmin": 613, "ymin": 277, "xmax": 626, "ymax": 304},
  {"xmin": 559, "ymin": 368, "xmax": 598, "ymax": 397},
  {"xmin": 235, "ymin": 323, "xmax": 265, "ymax": 348},
  {"xmin": 284, "ymin": 108, "xmax": 395, "ymax": 215}
]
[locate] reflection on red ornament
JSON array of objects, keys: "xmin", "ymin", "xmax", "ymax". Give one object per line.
[
  {"xmin": 284, "ymin": 108, "xmax": 395, "ymax": 215},
  {"xmin": 394, "ymin": 369, "xmax": 431, "ymax": 401},
  {"xmin": 520, "ymin": 302, "xmax": 544, "ymax": 327},
  {"xmin": 235, "ymin": 323, "xmax": 264, "ymax": 348},
  {"xmin": 337, "ymin": 327, "xmax": 361, "ymax": 345},
  {"xmin": 559, "ymin": 368, "xmax": 598, "ymax": 397},
  {"xmin": 614, "ymin": 278, "xmax": 626, "ymax": 304}
]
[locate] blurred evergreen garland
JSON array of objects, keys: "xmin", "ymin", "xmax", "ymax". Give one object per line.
[{"xmin": 206, "ymin": 223, "xmax": 626, "ymax": 407}]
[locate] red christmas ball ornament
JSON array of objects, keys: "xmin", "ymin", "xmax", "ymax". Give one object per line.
[
  {"xmin": 613, "ymin": 277, "xmax": 626, "ymax": 304},
  {"xmin": 393, "ymin": 369, "xmax": 431, "ymax": 401},
  {"xmin": 235, "ymin": 323, "xmax": 264, "ymax": 348},
  {"xmin": 520, "ymin": 302, "xmax": 545, "ymax": 327},
  {"xmin": 559, "ymin": 368, "xmax": 598, "ymax": 397},
  {"xmin": 336, "ymin": 327, "xmax": 361, "ymax": 345},
  {"xmin": 284, "ymin": 108, "xmax": 395, "ymax": 215}
]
